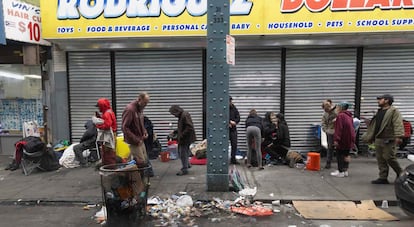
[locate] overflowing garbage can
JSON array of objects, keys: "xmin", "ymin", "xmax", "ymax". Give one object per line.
[{"xmin": 100, "ymin": 163, "xmax": 150, "ymax": 225}]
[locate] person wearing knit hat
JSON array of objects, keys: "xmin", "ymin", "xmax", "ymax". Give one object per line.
[{"xmin": 330, "ymin": 101, "xmax": 355, "ymax": 178}]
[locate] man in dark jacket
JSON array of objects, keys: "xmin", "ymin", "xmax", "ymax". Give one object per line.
[
  {"xmin": 144, "ymin": 116, "xmax": 154, "ymax": 177},
  {"xmin": 169, "ymin": 105, "xmax": 196, "ymax": 176},
  {"xmin": 122, "ymin": 92, "xmax": 150, "ymax": 165},
  {"xmin": 229, "ymin": 96, "xmax": 240, "ymax": 164},
  {"xmin": 74, "ymin": 120, "xmax": 97, "ymax": 167}
]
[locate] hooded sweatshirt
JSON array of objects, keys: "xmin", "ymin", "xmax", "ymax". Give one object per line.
[
  {"xmin": 96, "ymin": 98, "xmax": 117, "ymax": 132},
  {"xmin": 169, "ymin": 105, "xmax": 196, "ymax": 145},
  {"xmin": 334, "ymin": 110, "xmax": 355, "ymax": 150}
]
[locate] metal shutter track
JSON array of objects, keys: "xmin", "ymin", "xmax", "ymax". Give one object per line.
[
  {"xmin": 115, "ymin": 50, "xmax": 203, "ymax": 148},
  {"xmin": 285, "ymin": 48, "xmax": 357, "ymax": 153},
  {"xmin": 68, "ymin": 52, "xmax": 112, "ymax": 141},
  {"xmin": 361, "ymin": 46, "xmax": 414, "ymax": 144},
  {"xmin": 230, "ymin": 49, "xmax": 281, "ymax": 153}
]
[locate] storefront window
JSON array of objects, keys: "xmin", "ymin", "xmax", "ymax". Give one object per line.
[{"xmin": 0, "ymin": 64, "xmax": 42, "ymax": 133}]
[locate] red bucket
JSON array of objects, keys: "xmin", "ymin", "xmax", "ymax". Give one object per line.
[
  {"xmin": 306, "ymin": 152, "xmax": 320, "ymax": 171},
  {"xmin": 160, "ymin": 152, "xmax": 170, "ymax": 162}
]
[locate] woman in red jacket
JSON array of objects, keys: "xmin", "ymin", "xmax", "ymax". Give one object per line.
[
  {"xmin": 94, "ymin": 98, "xmax": 117, "ymax": 166},
  {"xmin": 331, "ymin": 102, "xmax": 355, "ymax": 178}
]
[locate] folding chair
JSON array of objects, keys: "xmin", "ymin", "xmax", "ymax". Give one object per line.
[{"xmin": 21, "ymin": 148, "xmax": 44, "ymax": 176}]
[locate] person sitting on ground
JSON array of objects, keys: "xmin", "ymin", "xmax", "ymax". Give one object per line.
[
  {"xmin": 73, "ymin": 120, "xmax": 97, "ymax": 167},
  {"xmin": 245, "ymin": 109, "xmax": 264, "ymax": 170},
  {"xmin": 263, "ymin": 112, "xmax": 291, "ymax": 164}
]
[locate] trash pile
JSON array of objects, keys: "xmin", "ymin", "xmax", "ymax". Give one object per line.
[{"xmin": 146, "ymin": 193, "xmax": 273, "ymax": 226}]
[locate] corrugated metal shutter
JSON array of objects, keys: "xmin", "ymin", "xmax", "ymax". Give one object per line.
[
  {"xmin": 361, "ymin": 46, "xmax": 414, "ymax": 146},
  {"xmin": 114, "ymin": 50, "xmax": 203, "ymax": 149},
  {"xmin": 229, "ymin": 49, "xmax": 281, "ymax": 153},
  {"xmin": 285, "ymin": 48, "xmax": 357, "ymax": 153},
  {"xmin": 68, "ymin": 52, "xmax": 112, "ymax": 141}
]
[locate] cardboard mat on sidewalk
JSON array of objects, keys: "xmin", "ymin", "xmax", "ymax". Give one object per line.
[{"xmin": 293, "ymin": 200, "xmax": 398, "ymax": 221}]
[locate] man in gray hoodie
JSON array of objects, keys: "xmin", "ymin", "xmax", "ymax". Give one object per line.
[{"xmin": 169, "ymin": 105, "xmax": 196, "ymax": 176}]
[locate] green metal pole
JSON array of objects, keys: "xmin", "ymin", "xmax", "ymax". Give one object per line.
[{"xmin": 206, "ymin": 0, "xmax": 230, "ymax": 191}]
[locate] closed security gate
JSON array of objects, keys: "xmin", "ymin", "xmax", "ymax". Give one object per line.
[
  {"xmin": 361, "ymin": 46, "xmax": 414, "ymax": 145},
  {"xmin": 114, "ymin": 50, "xmax": 203, "ymax": 148},
  {"xmin": 285, "ymin": 48, "xmax": 357, "ymax": 153},
  {"xmin": 68, "ymin": 52, "xmax": 112, "ymax": 141},
  {"xmin": 229, "ymin": 49, "xmax": 281, "ymax": 154}
]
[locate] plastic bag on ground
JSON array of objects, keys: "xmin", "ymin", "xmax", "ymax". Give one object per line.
[{"xmin": 176, "ymin": 195, "xmax": 193, "ymax": 207}]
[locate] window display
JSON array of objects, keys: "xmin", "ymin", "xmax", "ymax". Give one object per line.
[{"xmin": 0, "ymin": 64, "xmax": 42, "ymax": 132}]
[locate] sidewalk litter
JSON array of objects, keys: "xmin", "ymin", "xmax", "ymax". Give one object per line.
[{"xmin": 146, "ymin": 192, "xmax": 275, "ymax": 226}]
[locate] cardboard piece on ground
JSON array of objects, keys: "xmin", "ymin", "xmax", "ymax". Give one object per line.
[{"xmin": 293, "ymin": 200, "xmax": 398, "ymax": 221}]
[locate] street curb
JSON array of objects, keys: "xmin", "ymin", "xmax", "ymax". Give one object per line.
[
  {"xmin": 0, "ymin": 199, "xmax": 399, "ymax": 207},
  {"xmin": 0, "ymin": 200, "xmax": 101, "ymax": 206}
]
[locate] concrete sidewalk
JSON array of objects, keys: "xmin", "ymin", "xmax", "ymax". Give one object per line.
[{"xmin": 0, "ymin": 155, "xmax": 411, "ymax": 204}]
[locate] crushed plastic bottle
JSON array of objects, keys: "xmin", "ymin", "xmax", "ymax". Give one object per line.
[{"xmin": 127, "ymin": 159, "xmax": 136, "ymax": 165}]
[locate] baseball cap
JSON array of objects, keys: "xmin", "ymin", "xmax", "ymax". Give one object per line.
[
  {"xmin": 377, "ymin": 94, "xmax": 394, "ymax": 104},
  {"xmin": 377, "ymin": 94, "xmax": 394, "ymax": 102}
]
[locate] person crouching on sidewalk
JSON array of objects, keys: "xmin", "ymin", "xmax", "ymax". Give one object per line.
[{"xmin": 331, "ymin": 102, "xmax": 355, "ymax": 178}]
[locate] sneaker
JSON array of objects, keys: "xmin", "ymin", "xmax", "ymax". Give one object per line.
[
  {"xmin": 330, "ymin": 170, "xmax": 340, "ymax": 176},
  {"xmin": 176, "ymin": 170, "xmax": 188, "ymax": 176},
  {"xmin": 371, "ymin": 178, "xmax": 389, "ymax": 184},
  {"xmin": 331, "ymin": 171, "xmax": 346, "ymax": 178},
  {"xmin": 344, "ymin": 171, "xmax": 349, "ymax": 177},
  {"xmin": 325, "ymin": 162, "xmax": 331, "ymax": 169}
]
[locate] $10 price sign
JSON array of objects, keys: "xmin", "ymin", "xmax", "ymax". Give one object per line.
[{"xmin": 2, "ymin": 0, "xmax": 50, "ymax": 45}]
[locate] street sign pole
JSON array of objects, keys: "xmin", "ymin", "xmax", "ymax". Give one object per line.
[{"xmin": 206, "ymin": 0, "xmax": 230, "ymax": 191}]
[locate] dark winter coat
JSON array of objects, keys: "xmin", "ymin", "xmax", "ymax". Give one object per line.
[
  {"xmin": 245, "ymin": 114, "xmax": 263, "ymax": 133},
  {"xmin": 79, "ymin": 120, "xmax": 97, "ymax": 147},
  {"xmin": 275, "ymin": 123, "xmax": 291, "ymax": 148},
  {"xmin": 169, "ymin": 105, "xmax": 196, "ymax": 145},
  {"xmin": 262, "ymin": 112, "xmax": 277, "ymax": 146},
  {"xmin": 144, "ymin": 116, "xmax": 154, "ymax": 153},
  {"xmin": 262, "ymin": 112, "xmax": 291, "ymax": 148},
  {"xmin": 229, "ymin": 104, "xmax": 240, "ymax": 132},
  {"xmin": 334, "ymin": 110, "xmax": 356, "ymax": 150}
]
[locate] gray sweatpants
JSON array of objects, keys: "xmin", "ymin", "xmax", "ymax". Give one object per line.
[
  {"xmin": 246, "ymin": 126, "xmax": 262, "ymax": 167},
  {"xmin": 178, "ymin": 143, "xmax": 190, "ymax": 172}
]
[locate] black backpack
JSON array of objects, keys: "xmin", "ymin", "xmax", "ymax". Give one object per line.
[
  {"xmin": 39, "ymin": 148, "xmax": 60, "ymax": 171},
  {"xmin": 22, "ymin": 136, "xmax": 46, "ymax": 154}
]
